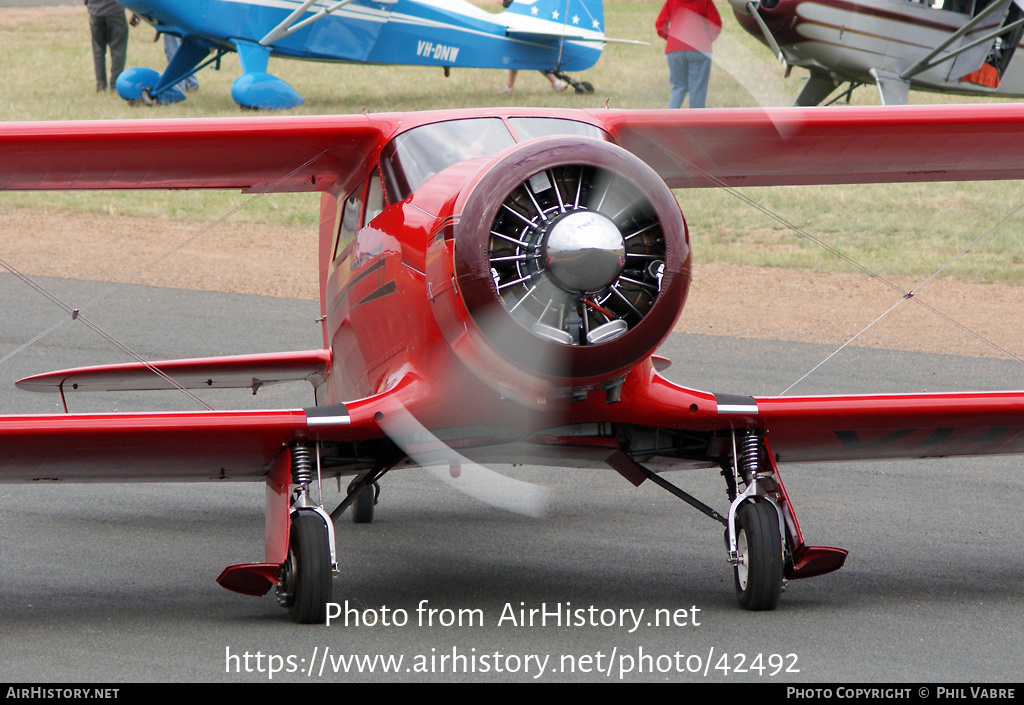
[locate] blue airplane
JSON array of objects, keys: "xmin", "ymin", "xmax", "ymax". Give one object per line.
[{"xmin": 116, "ymin": 0, "xmax": 616, "ymax": 109}]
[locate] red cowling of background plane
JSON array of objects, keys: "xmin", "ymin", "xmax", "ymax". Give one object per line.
[{"xmin": 4, "ymin": 105, "xmax": 1024, "ymax": 621}]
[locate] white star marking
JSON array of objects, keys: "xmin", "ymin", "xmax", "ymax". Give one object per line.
[
  {"xmin": 572, "ymin": 15, "xmax": 580, "ymax": 24},
  {"xmin": 552, "ymin": 10, "xmax": 559, "ymax": 19},
  {"xmin": 531, "ymin": 6, "xmax": 538, "ymax": 14}
]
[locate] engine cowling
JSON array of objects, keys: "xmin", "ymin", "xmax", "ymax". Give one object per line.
[{"xmin": 426, "ymin": 136, "xmax": 691, "ymax": 403}]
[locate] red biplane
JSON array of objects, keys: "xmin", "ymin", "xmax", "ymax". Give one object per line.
[{"xmin": 3, "ymin": 106, "xmax": 1024, "ymax": 623}]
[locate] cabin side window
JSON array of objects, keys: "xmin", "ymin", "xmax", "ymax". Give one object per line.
[
  {"xmin": 365, "ymin": 168, "xmax": 385, "ymax": 224},
  {"xmin": 333, "ymin": 183, "xmax": 364, "ymax": 261}
]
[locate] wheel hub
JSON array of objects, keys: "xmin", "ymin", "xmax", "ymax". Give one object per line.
[
  {"xmin": 275, "ymin": 551, "xmax": 297, "ymax": 607},
  {"xmin": 735, "ymin": 529, "xmax": 750, "ymax": 590}
]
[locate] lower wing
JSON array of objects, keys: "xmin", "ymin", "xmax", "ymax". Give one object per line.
[
  {"xmin": 755, "ymin": 392, "xmax": 1024, "ymax": 462},
  {"xmin": 0, "ymin": 404, "xmax": 369, "ymax": 482},
  {"xmin": 627, "ymin": 371, "xmax": 1024, "ymax": 465},
  {"xmin": 0, "ymin": 349, "xmax": 351, "ymax": 482}
]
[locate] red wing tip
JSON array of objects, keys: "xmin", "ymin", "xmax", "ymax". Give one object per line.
[
  {"xmin": 786, "ymin": 546, "xmax": 849, "ymax": 581},
  {"xmin": 216, "ymin": 563, "xmax": 280, "ymax": 596}
]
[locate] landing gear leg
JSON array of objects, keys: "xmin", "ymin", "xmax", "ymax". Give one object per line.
[
  {"xmin": 276, "ymin": 444, "xmax": 337, "ymax": 624},
  {"xmin": 723, "ymin": 432, "xmax": 785, "ymax": 610},
  {"xmin": 551, "ymin": 70, "xmax": 594, "ymax": 94},
  {"xmin": 611, "ymin": 429, "xmax": 845, "ymax": 612},
  {"xmin": 609, "ymin": 444, "xmax": 786, "ymax": 611},
  {"xmin": 330, "ymin": 449, "xmax": 402, "ymax": 523}
]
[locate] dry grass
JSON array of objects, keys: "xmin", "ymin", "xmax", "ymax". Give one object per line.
[{"xmin": 3, "ymin": 2, "xmax": 1024, "ymax": 285}]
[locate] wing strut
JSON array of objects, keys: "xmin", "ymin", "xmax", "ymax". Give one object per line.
[
  {"xmin": 259, "ymin": 0, "xmax": 360, "ymax": 46},
  {"xmin": 900, "ymin": 0, "xmax": 1022, "ymax": 79},
  {"xmin": 328, "ymin": 448, "xmax": 403, "ymax": 522},
  {"xmin": 870, "ymin": 68, "xmax": 911, "ymax": 105},
  {"xmin": 607, "ymin": 450, "xmax": 728, "ymax": 525},
  {"xmin": 745, "ymin": 1, "xmax": 786, "ymax": 65}
]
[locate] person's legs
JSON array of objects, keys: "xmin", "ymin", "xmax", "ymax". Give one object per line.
[
  {"xmin": 543, "ymin": 72, "xmax": 568, "ymax": 92},
  {"xmin": 90, "ymin": 15, "xmax": 108, "ymax": 91},
  {"xmin": 106, "ymin": 14, "xmax": 129, "ymax": 89},
  {"xmin": 163, "ymin": 34, "xmax": 179, "ymax": 63},
  {"xmin": 503, "ymin": 69, "xmax": 518, "ymax": 93},
  {"xmin": 666, "ymin": 51, "xmax": 689, "ymax": 109},
  {"xmin": 687, "ymin": 51, "xmax": 713, "ymax": 108}
]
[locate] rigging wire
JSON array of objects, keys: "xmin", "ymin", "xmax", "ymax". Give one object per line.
[
  {"xmin": 780, "ymin": 201, "xmax": 1024, "ymax": 395},
  {"xmin": 0, "ymin": 146, "xmax": 331, "ymax": 410},
  {"xmin": 0, "ymin": 255, "xmax": 214, "ymax": 410},
  {"xmin": 681, "ymin": 161, "xmax": 1024, "ymax": 393}
]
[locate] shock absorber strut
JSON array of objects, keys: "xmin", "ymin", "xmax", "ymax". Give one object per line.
[
  {"xmin": 281, "ymin": 442, "xmax": 339, "ymax": 587},
  {"xmin": 290, "ymin": 443, "xmax": 316, "ymax": 502},
  {"xmin": 737, "ymin": 433, "xmax": 761, "ymax": 483}
]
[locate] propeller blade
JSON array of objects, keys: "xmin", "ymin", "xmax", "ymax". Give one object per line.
[{"xmin": 377, "ymin": 404, "xmax": 551, "ymax": 518}]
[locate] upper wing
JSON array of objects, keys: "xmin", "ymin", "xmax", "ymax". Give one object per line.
[
  {"xmin": 0, "ymin": 115, "xmax": 392, "ymax": 193},
  {"xmin": 591, "ymin": 104, "xmax": 1024, "ymax": 188},
  {"xmin": 7, "ymin": 105, "xmax": 1024, "ymax": 193}
]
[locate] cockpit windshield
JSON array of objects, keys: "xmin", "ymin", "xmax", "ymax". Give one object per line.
[
  {"xmin": 379, "ymin": 117, "xmax": 611, "ymax": 203},
  {"xmin": 380, "ymin": 118, "xmax": 515, "ymax": 203},
  {"xmin": 507, "ymin": 117, "xmax": 607, "ymax": 142}
]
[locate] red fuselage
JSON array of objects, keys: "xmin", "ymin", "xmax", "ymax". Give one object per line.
[{"xmin": 312, "ymin": 114, "xmax": 712, "ymax": 452}]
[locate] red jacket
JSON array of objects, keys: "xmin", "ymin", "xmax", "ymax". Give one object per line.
[{"xmin": 656, "ymin": 0, "xmax": 722, "ymax": 53}]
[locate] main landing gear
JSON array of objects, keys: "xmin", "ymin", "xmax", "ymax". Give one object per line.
[
  {"xmin": 550, "ymin": 70, "xmax": 595, "ymax": 94},
  {"xmin": 278, "ymin": 511, "xmax": 333, "ymax": 623},
  {"xmin": 272, "ymin": 442, "xmax": 402, "ymax": 623},
  {"xmin": 723, "ymin": 433, "xmax": 785, "ymax": 610},
  {"xmin": 347, "ymin": 478, "xmax": 379, "ymax": 525},
  {"xmin": 271, "ymin": 447, "xmax": 392, "ymax": 623},
  {"xmin": 275, "ymin": 445, "xmax": 338, "ymax": 624},
  {"xmin": 616, "ymin": 431, "xmax": 846, "ymax": 611}
]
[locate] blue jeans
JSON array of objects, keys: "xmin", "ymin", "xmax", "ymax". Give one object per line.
[
  {"xmin": 164, "ymin": 35, "xmax": 200, "ymax": 91},
  {"xmin": 667, "ymin": 50, "xmax": 712, "ymax": 109}
]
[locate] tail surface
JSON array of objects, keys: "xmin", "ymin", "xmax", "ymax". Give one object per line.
[{"xmin": 503, "ymin": 0, "xmax": 605, "ymax": 34}]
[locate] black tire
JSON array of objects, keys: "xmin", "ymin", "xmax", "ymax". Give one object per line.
[
  {"xmin": 733, "ymin": 501, "xmax": 783, "ymax": 610},
  {"xmin": 284, "ymin": 512, "xmax": 332, "ymax": 624},
  {"xmin": 352, "ymin": 485, "xmax": 375, "ymax": 524},
  {"xmin": 575, "ymin": 81, "xmax": 595, "ymax": 94}
]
